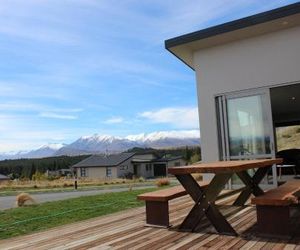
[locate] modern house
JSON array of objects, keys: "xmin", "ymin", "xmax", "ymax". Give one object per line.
[
  {"xmin": 165, "ymin": 3, "xmax": 300, "ymax": 186},
  {"xmin": 72, "ymin": 152, "xmax": 185, "ymax": 179}
]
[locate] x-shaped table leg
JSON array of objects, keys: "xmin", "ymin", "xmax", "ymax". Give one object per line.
[
  {"xmin": 233, "ymin": 166, "xmax": 271, "ymax": 206},
  {"xmin": 176, "ymin": 173, "xmax": 237, "ymax": 236}
]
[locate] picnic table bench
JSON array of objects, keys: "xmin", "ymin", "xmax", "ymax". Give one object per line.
[
  {"xmin": 138, "ymin": 181, "xmax": 209, "ymax": 227},
  {"xmin": 167, "ymin": 159, "xmax": 282, "ymax": 236},
  {"xmin": 138, "ymin": 159, "xmax": 285, "ymax": 236},
  {"xmin": 252, "ymin": 179, "xmax": 300, "ymax": 236}
]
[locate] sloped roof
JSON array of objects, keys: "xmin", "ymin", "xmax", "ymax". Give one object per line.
[
  {"xmin": 0, "ymin": 174, "xmax": 9, "ymax": 180},
  {"xmin": 72, "ymin": 153, "xmax": 135, "ymax": 168}
]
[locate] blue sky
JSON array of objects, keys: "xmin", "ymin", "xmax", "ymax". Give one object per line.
[{"xmin": 0, "ymin": 0, "xmax": 297, "ymax": 152}]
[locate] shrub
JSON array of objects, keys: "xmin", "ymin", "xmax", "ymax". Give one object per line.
[
  {"xmin": 32, "ymin": 172, "xmax": 47, "ymax": 181},
  {"xmin": 138, "ymin": 177, "xmax": 145, "ymax": 182},
  {"xmin": 282, "ymin": 134, "xmax": 292, "ymax": 138},
  {"xmin": 192, "ymin": 173, "xmax": 203, "ymax": 181},
  {"xmin": 156, "ymin": 178, "xmax": 170, "ymax": 187}
]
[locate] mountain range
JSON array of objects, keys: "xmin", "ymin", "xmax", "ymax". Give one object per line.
[{"xmin": 0, "ymin": 130, "xmax": 200, "ymax": 160}]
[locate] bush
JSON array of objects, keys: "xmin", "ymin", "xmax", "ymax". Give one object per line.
[
  {"xmin": 156, "ymin": 178, "xmax": 170, "ymax": 187},
  {"xmin": 192, "ymin": 173, "xmax": 203, "ymax": 181},
  {"xmin": 123, "ymin": 172, "xmax": 134, "ymax": 179},
  {"xmin": 138, "ymin": 177, "xmax": 145, "ymax": 182},
  {"xmin": 282, "ymin": 134, "xmax": 292, "ymax": 138},
  {"xmin": 32, "ymin": 172, "xmax": 47, "ymax": 181}
]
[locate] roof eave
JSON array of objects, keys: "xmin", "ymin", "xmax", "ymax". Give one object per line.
[{"xmin": 164, "ymin": 2, "xmax": 300, "ymax": 70}]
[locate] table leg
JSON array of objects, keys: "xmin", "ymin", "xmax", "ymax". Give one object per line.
[
  {"xmin": 279, "ymin": 166, "xmax": 282, "ymax": 179},
  {"xmin": 176, "ymin": 173, "xmax": 237, "ymax": 236},
  {"xmin": 233, "ymin": 166, "xmax": 270, "ymax": 206}
]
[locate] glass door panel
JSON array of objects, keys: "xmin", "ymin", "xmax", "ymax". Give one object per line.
[
  {"xmin": 227, "ymin": 95, "xmax": 271, "ymax": 157},
  {"xmin": 216, "ymin": 89, "xmax": 277, "ymax": 188}
]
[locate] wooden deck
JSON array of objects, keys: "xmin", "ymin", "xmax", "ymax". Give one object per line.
[{"xmin": 1, "ymin": 193, "xmax": 300, "ymax": 249}]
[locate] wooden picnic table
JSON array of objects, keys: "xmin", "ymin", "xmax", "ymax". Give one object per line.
[{"xmin": 168, "ymin": 158, "xmax": 283, "ymax": 236}]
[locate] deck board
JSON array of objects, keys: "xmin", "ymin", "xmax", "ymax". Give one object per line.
[{"xmin": 1, "ymin": 192, "xmax": 300, "ymax": 249}]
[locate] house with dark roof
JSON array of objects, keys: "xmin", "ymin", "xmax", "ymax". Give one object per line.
[
  {"xmin": 72, "ymin": 152, "xmax": 185, "ymax": 179},
  {"xmin": 0, "ymin": 174, "xmax": 10, "ymax": 183},
  {"xmin": 165, "ymin": 2, "xmax": 300, "ymax": 187}
]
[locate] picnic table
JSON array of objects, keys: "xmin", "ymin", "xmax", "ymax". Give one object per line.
[{"xmin": 168, "ymin": 158, "xmax": 283, "ymax": 236}]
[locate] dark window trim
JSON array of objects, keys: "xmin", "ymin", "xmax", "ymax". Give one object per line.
[{"xmin": 165, "ymin": 3, "xmax": 300, "ymax": 49}]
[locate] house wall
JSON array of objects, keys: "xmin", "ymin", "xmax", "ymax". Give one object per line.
[
  {"xmin": 76, "ymin": 166, "xmax": 117, "ymax": 179},
  {"xmin": 193, "ymin": 25, "xmax": 300, "ymax": 163},
  {"xmin": 163, "ymin": 159, "xmax": 186, "ymax": 176},
  {"xmin": 0, "ymin": 179, "xmax": 9, "ymax": 184},
  {"xmin": 132, "ymin": 154, "xmax": 156, "ymax": 161},
  {"xmin": 138, "ymin": 163, "xmax": 154, "ymax": 178},
  {"xmin": 166, "ymin": 158, "xmax": 186, "ymax": 168},
  {"xmin": 116, "ymin": 158, "xmax": 134, "ymax": 178}
]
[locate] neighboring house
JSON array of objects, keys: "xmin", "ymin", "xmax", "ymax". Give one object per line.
[
  {"xmin": 72, "ymin": 152, "xmax": 185, "ymax": 179},
  {"xmin": 0, "ymin": 174, "xmax": 10, "ymax": 183},
  {"xmin": 165, "ymin": 3, "xmax": 300, "ymax": 186},
  {"xmin": 131, "ymin": 153, "xmax": 185, "ymax": 178}
]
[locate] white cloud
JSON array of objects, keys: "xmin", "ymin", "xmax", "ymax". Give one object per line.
[
  {"xmin": 140, "ymin": 107, "xmax": 199, "ymax": 129},
  {"xmin": 104, "ymin": 117, "xmax": 124, "ymax": 124},
  {"xmin": 39, "ymin": 112, "xmax": 77, "ymax": 120}
]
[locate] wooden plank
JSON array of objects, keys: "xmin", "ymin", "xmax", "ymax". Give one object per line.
[
  {"xmin": 168, "ymin": 159, "xmax": 283, "ymax": 175},
  {"xmin": 1, "ymin": 192, "xmax": 300, "ymax": 249},
  {"xmin": 252, "ymin": 179, "xmax": 300, "ymax": 206},
  {"xmin": 137, "ymin": 181, "xmax": 209, "ymax": 201}
]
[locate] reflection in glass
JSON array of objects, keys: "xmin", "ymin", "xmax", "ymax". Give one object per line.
[{"xmin": 227, "ymin": 95, "xmax": 271, "ymax": 157}]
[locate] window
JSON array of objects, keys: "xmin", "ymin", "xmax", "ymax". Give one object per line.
[
  {"xmin": 120, "ymin": 165, "xmax": 128, "ymax": 170},
  {"xmin": 174, "ymin": 162, "xmax": 181, "ymax": 167},
  {"xmin": 146, "ymin": 164, "xmax": 152, "ymax": 171},
  {"xmin": 106, "ymin": 167, "xmax": 112, "ymax": 177},
  {"xmin": 80, "ymin": 168, "xmax": 87, "ymax": 177}
]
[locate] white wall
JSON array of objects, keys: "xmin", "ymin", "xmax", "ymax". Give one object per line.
[{"xmin": 193, "ymin": 26, "xmax": 300, "ymax": 162}]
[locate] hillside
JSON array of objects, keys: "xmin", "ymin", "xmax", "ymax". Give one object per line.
[{"xmin": 276, "ymin": 125, "xmax": 300, "ymax": 151}]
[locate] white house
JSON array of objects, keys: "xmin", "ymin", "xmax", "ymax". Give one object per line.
[{"xmin": 165, "ymin": 3, "xmax": 300, "ymax": 186}]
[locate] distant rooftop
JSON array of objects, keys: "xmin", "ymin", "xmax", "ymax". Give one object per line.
[
  {"xmin": 72, "ymin": 153, "xmax": 135, "ymax": 168},
  {"xmin": 0, "ymin": 174, "xmax": 9, "ymax": 180}
]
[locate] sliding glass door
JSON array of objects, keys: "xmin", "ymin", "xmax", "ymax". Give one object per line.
[{"xmin": 216, "ymin": 89, "xmax": 277, "ymax": 187}]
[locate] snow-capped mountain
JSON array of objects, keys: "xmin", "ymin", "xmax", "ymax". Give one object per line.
[
  {"xmin": 24, "ymin": 143, "xmax": 66, "ymax": 158},
  {"xmin": 56, "ymin": 130, "xmax": 200, "ymax": 156},
  {"xmin": 55, "ymin": 135, "xmax": 141, "ymax": 156},
  {"xmin": 0, "ymin": 143, "xmax": 65, "ymax": 160},
  {"xmin": 0, "ymin": 130, "xmax": 200, "ymax": 160}
]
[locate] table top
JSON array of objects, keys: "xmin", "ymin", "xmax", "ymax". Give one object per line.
[{"xmin": 168, "ymin": 158, "xmax": 283, "ymax": 175}]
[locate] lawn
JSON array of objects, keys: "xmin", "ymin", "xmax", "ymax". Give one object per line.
[{"xmin": 0, "ymin": 188, "xmax": 157, "ymax": 240}]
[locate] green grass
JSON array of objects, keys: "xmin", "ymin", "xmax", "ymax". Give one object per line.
[{"xmin": 0, "ymin": 188, "xmax": 157, "ymax": 240}]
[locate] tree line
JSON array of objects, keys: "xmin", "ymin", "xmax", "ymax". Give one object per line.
[
  {"xmin": 0, "ymin": 146, "xmax": 202, "ymax": 180},
  {"xmin": 0, "ymin": 155, "xmax": 90, "ymax": 179}
]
